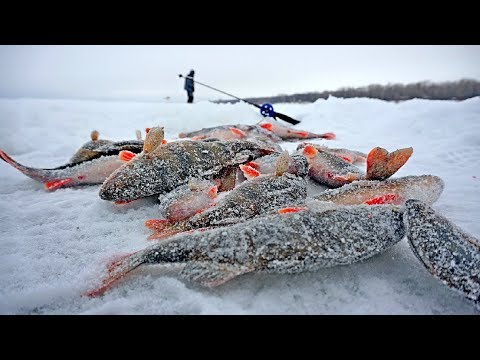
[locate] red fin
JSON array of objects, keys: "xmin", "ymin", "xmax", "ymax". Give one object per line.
[
  {"xmin": 44, "ymin": 178, "xmax": 74, "ymax": 190},
  {"xmin": 288, "ymin": 130, "xmax": 309, "ymax": 137},
  {"xmin": 239, "ymin": 164, "xmax": 260, "ymax": 179},
  {"xmin": 229, "ymin": 127, "xmax": 246, "ymax": 138},
  {"xmin": 144, "ymin": 219, "xmax": 171, "ymax": 231},
  {"xmin": 320, "ymin": 132, "xmax": 336, "ymax": 140},
  {"xmin": 245, "ymin": 161, "xmax": 259, "ymax": 170},
  {"xmin": 207, "ymin": 186, "xmax": 218, "ymax": 199},
  {"xmin": 278, "ymin": 207, "xmax": 308, "ymax": 214},
  {"xmin": 0, "ymin": 150, "xmax": 22, "ymax": 170},
  {"xmin": 302, "ymin": 144, "xmax": 318, "ymax": 158},
  {"xmin": 364, "ymin": 194, "xmax": 398, "ymax": 205},
  {"xmin": 260, "ymin": 123, "xmax": 273, "ymax": 131},
  {"xmin": 161, "ymin": 139, "xmax": 167, "ymax": 145},
  {"xmin": 106, "ymin": 253, "xmax": 135, "ymax": 273},
  {"xmin": 84, "ymin": 251, "xmax": 142, "ymax": 298},
  {"xmin": 118, "ymin": 150, "xmax": 136, "ymax": 162}
]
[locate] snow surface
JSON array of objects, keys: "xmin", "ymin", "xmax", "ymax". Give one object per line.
[{"xmin": 0, "ymin": 96, "xmax": 479, "ymax": 315}]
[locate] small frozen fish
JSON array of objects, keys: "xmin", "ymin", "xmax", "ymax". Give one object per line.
[
  {"xmin": 259, "ymin": 121, "xmax": 335, "ymax": 141},
  {"xmin": 0, "ymin": 130, "xmax": 144, "ymax": 191}
]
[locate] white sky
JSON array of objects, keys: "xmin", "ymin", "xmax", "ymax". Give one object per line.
[{"xmin": 0, "ymin": 45, "xmax": 479, "ymax": 102}]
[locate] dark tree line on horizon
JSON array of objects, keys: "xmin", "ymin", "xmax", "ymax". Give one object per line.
[{"xmin": 214, "ymin": 79, "xmax": 480, "ymax": 104}]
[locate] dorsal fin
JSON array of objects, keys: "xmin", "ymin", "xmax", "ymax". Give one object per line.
[
  {"xmin": 143, "ymin": 126, "xmax": 165, "ymax": 153},
  {"xmin": 275, "ymin": 150, "xmax": 290, "ymax": 176},
  {"xmin": 90, "ymin": 130, "xmax": 99, "ymax": 141}
]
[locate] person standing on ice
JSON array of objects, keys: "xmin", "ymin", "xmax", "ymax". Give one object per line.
[{"xmin": 184, "ymin": 70, "xmax": 195, "ymax": 103}]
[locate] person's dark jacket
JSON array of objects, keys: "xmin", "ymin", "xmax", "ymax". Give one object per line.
[{"xmin": 184, "ymin": 71, "xmax": 195, "ymax": 93}]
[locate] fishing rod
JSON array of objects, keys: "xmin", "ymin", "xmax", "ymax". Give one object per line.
[{"xmin": 178, "ymin": 74, "xmax": 301, "ymax": 125}]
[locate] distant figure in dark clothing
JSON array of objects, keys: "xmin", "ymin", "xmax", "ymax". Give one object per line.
[{"xmin": 184, "ymin": 70, "xmax": 195, "ymax": 103}]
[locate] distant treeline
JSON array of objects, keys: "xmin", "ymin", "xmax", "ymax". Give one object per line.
[{"xmin": 215, "ymin": 79, "xmax": 480, "ymax": 104}]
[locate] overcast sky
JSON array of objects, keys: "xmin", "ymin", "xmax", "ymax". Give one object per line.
[{"xmin": 1, "ymin": 45, "xmax": 479, "ymax": 102}]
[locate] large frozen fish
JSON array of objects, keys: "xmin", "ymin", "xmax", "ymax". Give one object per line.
[
  {"xmin": 313, "ymin": 175, "xmax": 444, "ymax": 206},
  {"xmin": 0, "ymin": 131, "xmax": 144, "ymax": 191},
  {"xmin": 404, "ymin": 199, "xmax": 480, "ymax": 309},
  {"xmin": 99, "ymin": 136, "xmax": 277, "ymax": 203},
  {"xmin": 87, "ymin": 203, "xmax": 405, "ymax": 296},
  {"xmin": 301, "ymin": 144, "xmax": 413, "ymax": 188}
]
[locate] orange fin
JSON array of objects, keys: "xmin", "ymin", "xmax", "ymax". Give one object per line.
[
  {"xmin": 44, "ymin": 178, "xmax": 74, "ymax": 190},
  {"xmin": 364, "ymin": 194, "xmax": 399, "ymax": 205},
  {"xmin": 260, "ymin": 123, "xmax": 273, "ymax": 131},
  {"xmin": 229, "ymin": 127, "xmax": 246, "ymax": 138},
  {"xmin": 84, "ymin": 251, "xmax": 143, "ymax": 298},
  {"xmin": 302, "ymin": 144, "xmax": 318, "ymax": 158},
  {"xmin": 278, "ymin": 206, "xmax": 308, "ymax": 214},
  {"xmin": 144, "ymin": 219, "xmax": 171, "ymax": 231},
  {"xmin": 239, "ymin": 164, "xmax": 260, "ymax": 179},
  {"xmin": 366, "ymin": 147, "xmax": 413, "ymax": 180},
  {"xmin": 118, "ymin": 150, "xmax": 136, "ymax": 162}
]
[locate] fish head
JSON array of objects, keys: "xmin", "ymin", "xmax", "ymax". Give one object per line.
[{"xmin": 99, "ymin": 152, "xmax": 166, "ymax": 202}]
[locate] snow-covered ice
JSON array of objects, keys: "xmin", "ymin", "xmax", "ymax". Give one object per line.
[{"xmin": 0, "ymin": 96, "xmax": 479, "ymax": 314}]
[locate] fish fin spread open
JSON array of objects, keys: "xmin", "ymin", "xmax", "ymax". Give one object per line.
[
  {"xmin": 84, "ymin": 250, "xmax": 143, "ymax": 298},
  {"xmin": 366, "ymin": 147, "xmax": 413, "ymax": 180},
  {"xmin": 118, "ymin": 150, "xmax": 136, "ymax": 162},
  {"xmin": 181, "ymin": 261, "xmax": 254, "ymax": 288}
]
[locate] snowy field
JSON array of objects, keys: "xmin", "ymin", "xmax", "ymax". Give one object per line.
[{"xmin": 0, "ymin": 96, "xmax": 479, "ymax": 315}]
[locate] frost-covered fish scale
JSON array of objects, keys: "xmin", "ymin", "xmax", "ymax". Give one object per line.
[
  {"xmin": 87, "ymin": 204, "xmax": 405, "ymax": 296},
  {"xmin": 404, "ymin": 199, "xmax": 480, "ymax": 308},
  {"xmin": 146, "ymin": 173, "xmax": 308, "ymax": 240},
  {"xmin": 313, "ymin": 175, "xmax": 444, "ymax": 206},
  {"xmin": 99, "ymin": 139, "xmax": 275, "ymax": 202},
  {"xmin": 185, "ymin": 173, "xmax": 307, "ymax": 228}
]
